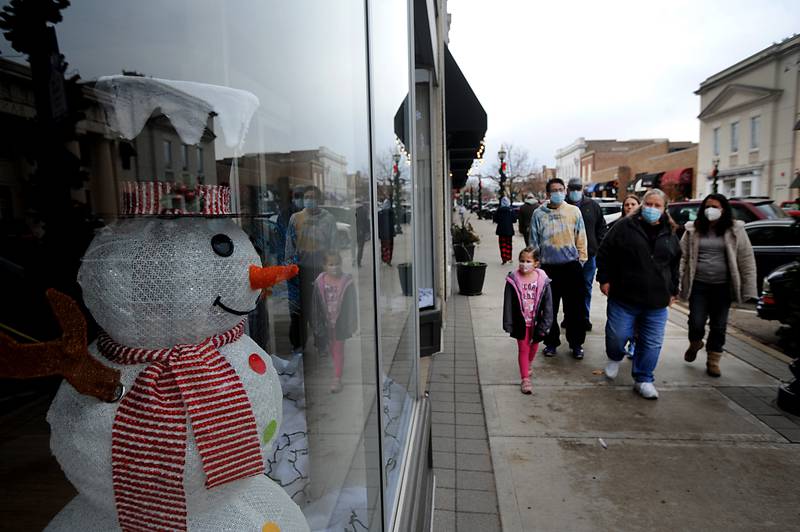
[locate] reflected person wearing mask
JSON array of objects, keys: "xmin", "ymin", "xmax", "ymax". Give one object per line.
[{"xmin": 596, "ymin": 188, "xmax": 681, "ymax": 399}]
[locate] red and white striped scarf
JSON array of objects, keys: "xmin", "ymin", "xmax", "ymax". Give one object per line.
[{"xmin": 98, "ymin": 322, "xmax": 265, "ymax": 532}]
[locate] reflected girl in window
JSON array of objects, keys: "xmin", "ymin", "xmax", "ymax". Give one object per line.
[{"xmin": 312, "ymin": 251, "xmax": 358, "ymax": 392}]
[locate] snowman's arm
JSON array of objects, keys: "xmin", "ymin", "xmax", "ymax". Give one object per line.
[{"xmin": 0, "ymin": 289, "xmax": 123, "ymax": 403}]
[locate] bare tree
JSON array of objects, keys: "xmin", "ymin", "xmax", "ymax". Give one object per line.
[{"xmin": 481, "ymin": 143, "xmax": 538, "ymax": 200}]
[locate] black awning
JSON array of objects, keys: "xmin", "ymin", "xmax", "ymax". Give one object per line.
[
  {"xmin": 394, "ymin": 94, "xmax": 410, "ymax": 149},
  {"xmin": 445, "ymin": 46, "xmax": 487, "ymax": 189}
]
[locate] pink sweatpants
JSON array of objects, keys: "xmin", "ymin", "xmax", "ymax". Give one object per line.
[
  {"xmin": 329, "ymin": 327, "xmax": 344, "ymax": 378},
  {"xmin": 517, "ymin": 326, "xmax": 540, "ymax": 379}
]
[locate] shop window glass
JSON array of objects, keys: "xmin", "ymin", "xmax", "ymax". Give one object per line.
[
  {"xmin": 0, "ymin": 1, "xmax": 396, "ymax": 530},
  {"xmin": 368, "ymin": 0, "xmax": 417, "ymax": 526}
]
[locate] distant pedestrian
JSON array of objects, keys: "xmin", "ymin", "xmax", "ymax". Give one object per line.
[
  {"xmin": 679, "ymin": 194, "xmax": 757, "ymax": 377},
  {"xmin": 597, "ymin": 188, "xmax": 681, "ymax": 399},
  {"xmin": 354, "ymin": 201, "xmax": 370, "ymax": 267},
  {"xmin": 503, "ymin": 247, "xmax": 553, "ymax": 394},
  {"xmin": 518, "ymin": 193, "xmax": 538, "ymax": 247},
  {"xmin": 566, "ymin": 178, "xmax": 607, "ymax": 332},
  {"xmin": 378, "ymin": 199, "xmax": 395, "ymax": 265},
  {"xmin": 622, "ymin": 194, "xmax": 641, "ymax": 216},
  {"xmin": 493, "ymin": 196, "xmax": 515, "ymax": 264},
  {"xmin": 529, "ymin": 178, "xmax": 588, "ymax": 359}
]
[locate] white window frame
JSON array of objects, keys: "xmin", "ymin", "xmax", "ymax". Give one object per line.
[
  {"xmin": 712, "ymin": 127, "xmax": 720, "ymax": 156},
  {"xmin": 730, "ymin": 121, "xmax": 739, "ymax": 153},
  {"xmin": 750, "ymin": 116, "xmax": 760, "ymax": 151}
]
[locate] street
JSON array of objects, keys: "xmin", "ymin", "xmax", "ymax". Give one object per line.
[{"xmin": 431, "ymin": 217, "xmax": 800, "ymax": 532}]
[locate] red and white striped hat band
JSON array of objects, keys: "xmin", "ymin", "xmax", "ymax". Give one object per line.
[
  {"xmin": 121, "ymin": 181, "xmax": 231, "ymax": 216},
  {"xmin": 98, "ymin": 321, "xmax": 264, "ymax": 532}
]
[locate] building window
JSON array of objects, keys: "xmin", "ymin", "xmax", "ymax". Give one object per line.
[
  {"xmin": 163, "ymin": 139, "xmax": 172, "ymax": 168},
  {"xmin": 181, "ymin": 144, "xmax": 189, "ymax": 170},
  {"xmin": 730, "ymin": 122, "xmax": 739, "ymax": 153},
  {"xmin": 197, "ymin": 147, "xmax": 204, "ymax": 174},
  {"xmin": 741, "ymin": 179, "xmax": 752, "ymax": 197},
  {"xmin": 713, "ymin": 127, "xmax": 720, "ymax": 156},
  {"xmin": 750, "ymin": 116, "xmax": 760, "ymax": 150}
]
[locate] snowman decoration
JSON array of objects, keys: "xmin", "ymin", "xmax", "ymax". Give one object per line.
[{"xmin": 44, "ymin": 184, "xmax": 309, "ymax": 532}]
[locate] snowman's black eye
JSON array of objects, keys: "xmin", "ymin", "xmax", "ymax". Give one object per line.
[{"xmin": 211, "ymin": 234, "xmax": 234, "ymax": 257}]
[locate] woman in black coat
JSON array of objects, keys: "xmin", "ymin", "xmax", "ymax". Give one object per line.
[{"xmin": 493, "ymin": 196, "xmax": 516, "ymax": 264}]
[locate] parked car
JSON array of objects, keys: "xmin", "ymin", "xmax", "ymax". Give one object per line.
[
  {"xmin": 321, "ymin": 205, "xmax": 356, "ymax": 249},
  {"xmin": 744, "ymin": 218, "xmax": 800, "ymax": 293},
  {"xmin": 478, "ymin": 200, "xmax": 499, "ymax": 219},
  {"xmin": 597, "ymin": 201, "xmax": 623, "ymax": 225},
  {"xmin": 779, "ymin": 200, "xmax": 800, "ymax": 218},
  {"xmin": 757, "ymin": 261, "xmax": 799, "ymax": 323},
  {"xmin": 668, "ymin": 197, "xmax": 788, "ymax": 237}
]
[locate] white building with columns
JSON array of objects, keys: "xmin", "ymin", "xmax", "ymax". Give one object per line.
[
  {"xmin": 554, "ymin": 137, "xmax": 587, "ymax": 181},
  {"xmin": 696, "ymin": 34, "xmax": 800, "ymax": 201}
]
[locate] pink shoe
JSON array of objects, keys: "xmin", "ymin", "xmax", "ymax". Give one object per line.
[{"xmin": 520, "ymin": 378, "xmax": 532, "ymax": 395}]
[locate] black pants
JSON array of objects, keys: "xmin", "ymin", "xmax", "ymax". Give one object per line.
[
  {"xmin": 521, "ymin": 229, "xmax": 530, "ymax": 248},
  {"xmin": 356, "ymin": 238, "xmax": 368, "ymax": 266},
  {"xmin": 688, "ymin": 280, "xmax": 731, "ymax": 352},
  {"xmin": 543, "ymin": 261, "xmax": 587, "ymax": 349}
]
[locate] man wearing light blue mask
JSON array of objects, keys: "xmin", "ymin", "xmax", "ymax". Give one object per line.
[
  {"xmin": 286, "ymin": 185, "xmax": 338, "ymax": 352},
  {"xmin": 529, "ymin": 177, "xmax": 589, "ymax": 359},
  {"xmin": 566, "ymin": 178, "xmax": 607, "ymax": 332},
  {"xmin": 596, "ymin": 188, "xmax": 681, "ymax": 400}
]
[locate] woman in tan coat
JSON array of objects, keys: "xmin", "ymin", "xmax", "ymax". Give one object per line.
[{"xmin": 679, "ymin": 194, "xmax": 757, "ymax": 377}]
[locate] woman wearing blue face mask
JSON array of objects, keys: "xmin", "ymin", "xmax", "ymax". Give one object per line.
[
  {"xmin": 596, "ymin": 188, "xmax": 681, "ymax": 399},
  {"xmin": 678, "ymin": 194, "xmax": 756, "ymax": 377}
]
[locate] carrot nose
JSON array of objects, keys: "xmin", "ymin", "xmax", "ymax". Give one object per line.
[{"xmin": 249, "ymin": 264, "xmax": 299, "ymax": 290}]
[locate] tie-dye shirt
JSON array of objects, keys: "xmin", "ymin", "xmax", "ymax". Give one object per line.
[{"xmin": 529, "ymin": 203, "xmax": 588, "ymax": 265}]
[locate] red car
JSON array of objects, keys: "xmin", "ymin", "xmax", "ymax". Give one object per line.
[
  {"xmin": 779, "ymin": 200, "xmax": 800, "ymax": 218},
  {"xmin": 668, "ymin": 197, "xmax": 788, "ymax": 237}
]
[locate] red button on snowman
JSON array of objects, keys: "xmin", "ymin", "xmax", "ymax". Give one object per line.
[{"xmin": 45, "ymin": 184, "xmax": 308, "ymax": 532}]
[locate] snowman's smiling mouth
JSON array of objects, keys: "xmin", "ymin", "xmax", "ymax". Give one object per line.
[{"xmin": 213, "ymin": 296, "xmax": 256, "ymax": 316}]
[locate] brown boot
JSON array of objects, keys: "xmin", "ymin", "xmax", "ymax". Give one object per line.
[
  {"xmin": 684, "ymin": 340, "xmax": 704, "ymax": 362},
  {"xmin": 706, "ymin": 351, "xmax": 722, "ymax": 378}
]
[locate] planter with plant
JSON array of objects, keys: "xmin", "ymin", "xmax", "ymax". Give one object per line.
[{"xmin": 451, "ymin": 217, "xmax": 480, "ymax": 262}]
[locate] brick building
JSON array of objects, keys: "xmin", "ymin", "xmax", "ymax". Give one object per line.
[{"xmin": 590, "ymin": 140, "xmax": 698, "ymax": 199}]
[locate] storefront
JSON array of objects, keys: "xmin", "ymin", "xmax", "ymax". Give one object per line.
[
  {"xmin": 629, "ymin": 171, "xmax": 664, "ymax": 193},
  {"xmin": 660, "ymin": 167, "xmax": 694, "ymax": 200},
  {"xmin": 0, "ymin": 1, "xmax": 477, "ymax": 530}
]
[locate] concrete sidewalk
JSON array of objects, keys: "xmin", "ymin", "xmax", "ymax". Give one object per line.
[{"xmin": 460, "ymin": 217, "xmax": 799, "ymax": 531}]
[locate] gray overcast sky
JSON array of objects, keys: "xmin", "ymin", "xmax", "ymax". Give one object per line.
[{"xmin": 447, "ymin": 0, "xmax": 800, "ymax": 169}]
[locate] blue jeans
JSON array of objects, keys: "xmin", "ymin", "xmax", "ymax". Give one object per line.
[
  {"xmin": 605, "ymin": 299, "xmax": 668, "ymax": 383},
  {"xmin": 582, "ymin": 255, "xmax": 596, "ymax": 323}
]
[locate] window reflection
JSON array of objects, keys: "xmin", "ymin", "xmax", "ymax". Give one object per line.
[
  {"xmin": 0, "ymin": 0, "xmax": 398, "ymax": 530},
  {"xmin": 367, "ymin": 0, "xmax": 417, "ymax": 526}
]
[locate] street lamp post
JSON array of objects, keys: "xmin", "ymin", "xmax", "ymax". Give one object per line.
[
  {"xmin": 392, "ymin": 152, "xmax": 402, "ymax": 235},
  {"xmin": 498, "ymin": 145, "xmax": 507, "ymax": 198},
  {"xmin": 711, "ymin": 158, "xmax": 720, "ymax": 194},
  {"xmin": 477, "ymin": 178, "xmax": 483, "ymax": 218}
]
